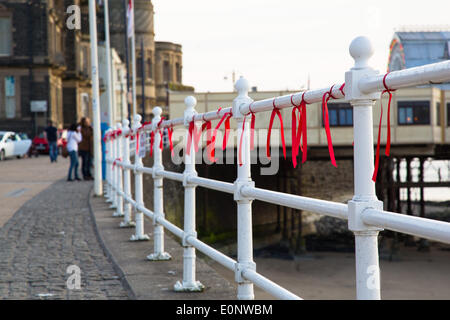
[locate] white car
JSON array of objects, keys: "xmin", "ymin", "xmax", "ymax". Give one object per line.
[{"xmin": 0, "ymin": 131, "xmax": 32, "ymax": 161}]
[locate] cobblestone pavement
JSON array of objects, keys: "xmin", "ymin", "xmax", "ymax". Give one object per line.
[{"xmin": 0, "ymin": 178, "xmax": 130, "ymax": 300}]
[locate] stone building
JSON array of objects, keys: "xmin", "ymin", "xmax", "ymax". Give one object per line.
[
  {"xmin": 0, "ymin": 0, "xmax": 187, "ymax": 137},
  {"xmin": 108, "ymin": 0, "xmax": 188, "ymax": 120},
  {"xmin": 0, "ymin": 0, "xmax": 94, "ymax": 136}
]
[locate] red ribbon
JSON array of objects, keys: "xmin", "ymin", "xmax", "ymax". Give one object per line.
[
  {"xmin": 210, "ymin": 110, "xmax": 233, "ymax": 161},
  {"xmin": 372, "ymin": 73, "xmax": 395, "ymax": 182},
  {"xmin": 149, "ymin": 131, "xmax": 155, "ymax": 157},
  {"xmin": 167, "ymin": 126, "xmax": 174, "ymax": 156},
  {"xmin": 238, "ymin": 103, "xmax": 256, "ymax": 166},
  {"xmin": 112, "ymin": 157, "xmax": 122, "ymax": 169},
  {"xmin": 186, "ymin": 115, "xmax": 201, "ymax": 156},
  {"xmin": 157, "ymin": 117, "xmax": 165, "ymax": 151},
  {"xmin": 201, "ymin": 116, "xmax": 214, "ymax": 163},
  {"xmin": 135, "ymin": 121, "xmax": 152, "ymax": 156},
  {"xmin": 103, "ymin": 132, "xmax": 110, "ymax": 143},
  {"xmin": 266, "ymin": 99, "xmax": 286, "ymax": 160},
  {"xmin": 291, "ymin": 92, "xmax": 308, "ymax": 168},
  {"xmin": 322, "ymin": 86, "xmax": 337, "ymax": 167}
]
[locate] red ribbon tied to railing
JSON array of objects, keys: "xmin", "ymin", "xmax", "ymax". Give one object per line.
[
  {"xmin": 267, "ymin": 99, "xmax": 286, "ymax": 160},
  {"xmin": 321, "ymin": 85, "xmax": 338, "ymax": 167},
  {"xmin": 372, "ymin": 73, "xmax": 395, "ymax": 182},
  {"xmin": 210, "ymin": 110, "xmax": 233, "ymax": 162},
  {"xmin": 291, "ymin": 92, "xmax": 308, "ymax": 168},
  {"xmin": 167, "ymin": 126, "xmax": 174, "ymax": 156},
  {"xmin": 186, "ymin": 115, "xmax": 201, "ymax": 156},
  {"xmin": 135, "ymin": 121, "xmax": 152, "ymax": 156},
  {"xmin": 238, "ymin": 103, "xmax": 256, "ymax": 166},
  {"xmin": 112, "ymin": 157, "xmax": 122, "ymax": 169},
  {"xmin": 201, "ymin": 115, "xmax": 214, "ymax": 163},
  {"xmin": 157, "ymin": 117, "xmax": 165, "ymax": 151}
]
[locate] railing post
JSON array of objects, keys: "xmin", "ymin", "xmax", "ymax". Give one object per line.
[
  {"xmin": 113, "ymin": 123, "xmax": 124, "ymax": 217},
  {"xmin": 345, "ymin": 36, "xmax": 383, "ymax": 300},
  {"xmin": 109, "ymin": 127, "xmax": 117, "ymax": 209},
  {"xmin": 147, "ymin": 107, "xmax": 171, "ymax": 261},
  {"xmin": 174, "ymin": 96, "xmax": 204, "ymax": 291},
  {"xmin": 130, "ymin": 114, "xmax": 150, "ymax": 241},
  {"xmin": 120, "ymin": 119, "xmax": 136, "ymax": 228},
  {"xmin": 105, "ymin": 128, "xmax": 113, "ymax": 203},
  {"xmin": 233, "ymin": 77, "xmax": 256, "ymax": 300}
]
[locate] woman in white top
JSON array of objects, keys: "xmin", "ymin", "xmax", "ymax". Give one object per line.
[{"xmin": 66, "ymin": 123, "xmax": 82, "ymax": 181}]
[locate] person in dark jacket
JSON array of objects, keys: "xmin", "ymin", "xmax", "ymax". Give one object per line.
[
  {"xmin": 78, "ymin": 117, "xmax": 93, "ymax": 180},
  {"xmin": 44, "ymin": 120, "xmax": 58, "ymax": 163}
]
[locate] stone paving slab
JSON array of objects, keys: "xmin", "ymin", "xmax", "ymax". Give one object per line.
[
  {"xmin": 0, "ymin": 179, "xmax": 130, "ymax": 300},
  {"xmin": 90, "ymin": 192, "xmax": 237, "ymax": 300},
  {"xmin": 0, "ymin": 157, "xmax": 70, "ymax": 228}
]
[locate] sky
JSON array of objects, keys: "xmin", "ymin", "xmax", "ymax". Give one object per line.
[{"xmin": 152, "ymin": 0, "xmax": 450, "ymax": 93}]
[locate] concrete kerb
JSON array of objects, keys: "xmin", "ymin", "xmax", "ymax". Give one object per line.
[{"xmin": 87, "ymin": 187, "xmax": 137, "ymax": 300}]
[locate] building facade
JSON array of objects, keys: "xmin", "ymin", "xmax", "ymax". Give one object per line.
[
  {"xmin": 0, "ymin": 0, "xmax": 186, "ymax": 137},
  {"xmin": 0, "ymin": 0, "xmax": 95, "ymax": 136},
  {"xmin": 109, "ymin": 0, "xmax": 188, "ymax": 120}
]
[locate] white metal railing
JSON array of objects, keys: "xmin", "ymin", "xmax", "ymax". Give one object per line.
[{"xmin": 102, "ymin": 36, "xmax": 450, "ymax": 300}]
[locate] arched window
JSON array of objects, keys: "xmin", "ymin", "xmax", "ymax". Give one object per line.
[{"xmin": 163, "ymin": 61, "xmax": 170, "ymax": 82}]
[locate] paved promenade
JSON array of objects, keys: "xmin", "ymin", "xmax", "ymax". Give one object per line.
[
  {"xmin": 91, "ymin": 194, "xmax": 236, "ymax": 299},
  {"xmin": 0, "ymin": 157, "xmax": 130, "ymax": 299},
  {"xmin": 0, "ymin": 156, "xmax": 235, "ymax": 300}
]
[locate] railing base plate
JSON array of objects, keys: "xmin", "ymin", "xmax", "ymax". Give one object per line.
[
  {"xmin": 147, "ymin": 252, "xmax": 172, "ymax": 261},
  {"xmin": 119, "ymin": 221, "xmax": 136, "ymax": 228},
  {"xmin": 113, "ymin": 212, "xmax": 125, "ymax": 217},
  {"xmin": 130, "ymin": 234, "xmax": 150, "ymax": 241},
  {"xmin": 173, "ymin": 280, "xmax": 205, "ymax": 292}
]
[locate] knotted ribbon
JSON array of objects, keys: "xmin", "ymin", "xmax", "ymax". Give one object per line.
[
  {"xmin": 291, "ymin": 92, "xmax": 308, "ymax": 168},
  {"xmin": 186, "ymin": 115, "xmax": 201, "ymax": 156},
  {"xmin": 200, "ymin": 116, "xmax": 214, "ymax": 163},
  {"xmin": 210, "ymin": 109, "xmax": 233, "ymax": 161},
  {"xmin": 112, "ymin": 157, "xmax": 122, "ymax": 169},
  {"xmin": 372, "ymin": 73, "xmax": 395, "ymax": 182},
  {"xmin": 321, "ymin": 86, "xmax": 337, "ymax": 167},
  {"xmin": 167, "ymin": 126, "xmax": 174, "ymax": 156},
  {"xmin": 135, "ymin": 121, "xmax": 152, "ymax": 156},
  {"xmin": 238, "ymin": 103, "xmax": 256, "ymax": 166},
  {"xmin": 266, "ymin": 99, "xmax": 286, "ymax": 160}
]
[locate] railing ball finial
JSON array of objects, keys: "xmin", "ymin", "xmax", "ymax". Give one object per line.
[
  {"xmin": 184, "ymin": 96, "xmax": 197, "ymax": 110},
  {"xmin": 122, "ymin": 118, "xmax": 130, "ymax": 128},
  {"xmin": 235, "ymin": 76, "xmax": 250, "ymax": 97},
  {"xmin": 132, "ymin": 114, "xmax": 142, "ymax": 131},
  {"xmin": 116, "ymin": 122, "xmax": 122, "ymax": 130},
  {"xmin": 349, "ymin": 36, "xmax": 374, "ymax": 70},
  {"xmin": 152, "ymin": 106, "xmax": 163, "ymax": 118}
]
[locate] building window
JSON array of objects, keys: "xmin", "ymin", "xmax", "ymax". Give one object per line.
[
  {"xmin": 436, "ymin": 102, "xmax": 440, "ymax": 125},
  {"xmin": 447, "ymin": 103, "xmax": 450, "ymax": 127},
  {"xmin": 163, "ymin": 61, "xmax": 170, "ymax": 82},
  {"xmin": 147, "ymin": 58, "xmax": 153, "ymax": 79},
  {"xmin": 176, "ymin": 63, "xmax": 181, "ymax": 83},
  {"xmin": 4, "ymin": 76, "xmax": 15, "ymax": 119},
  {"xmin": 323, "ymin": 103, "xmax": 353, "ymax": 127},
  {"xmin": 137, "ymin": 54, "xmax": 143, "ymax": 78},
  {"xmin": 0, "ymin": 17, "xmax": 12, "ymax": 56},
  {"xmin": 398, "ymin": 101, "xmax": 430, "ymax": 125}
]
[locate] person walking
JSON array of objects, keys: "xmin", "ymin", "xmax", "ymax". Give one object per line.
[
  {"xmin": 44, "ymin": 120, "xmax": 58, "ymax": 163},
  {"xmin": 67, "ymin": 123, "xmax": 82, "ymax": 182},
  {"xmin": 78, "ymin": 117, "xmax": 94, "ymax": 180}
]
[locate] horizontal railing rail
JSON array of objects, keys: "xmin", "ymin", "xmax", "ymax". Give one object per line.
[{"xmin": 102, "ymin": 36, "xmax": 450, "ymax": 300}]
